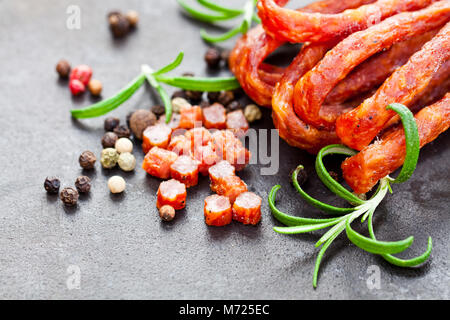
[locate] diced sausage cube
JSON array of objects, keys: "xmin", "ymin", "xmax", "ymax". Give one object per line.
[
  {"xmin": 211, "ymin": 130, "xmax": 250, "ymax": 171},
  {"xmin": 142, "ymin": 123, "xmax": 172, "ymax": 153},
  {"xmin": 226, "ymin": 110, "xmax": 249, "ymax": 137},
  {"xmin": 211, "ymin": 130, "xmax": 242, "ymax": 158},
  {"xmin": 185, "ymin": 127, "xmax": 212, "ymax": 151},
  {"xmin": 204, "ymin": 195, "xmax": 232, "ymax": 226},
  {"xmin": 142, "ymin": 146, "xmax": 178, "ymax": 179},
  {"xmin": 208, "ymin": 160, "xmax": 235, "ymax": 185},
  {"xmin": 170, "ymin": 155, "xmax": 199, "ymax": 187},
  {"xmin": 179, "ymin": 105, "xmax": 202, "ymax": 129},
  {"xmin": 167, "ymin": 134, "xmax": 192, "ymax": 156},
  {"xmin": 202, "ymin": 103, "xmax": 227, "ymax": 129},
  {"xmin": 210, "ymin": 175, "xmax": 247, "ymax": 203},
  {"xmin": 232, "ymin": 192, "xmax": 262, "ymax": 225},
  {"xmin": 157, "ymin": 179, "xmax": 187, "ymax": 210},
  {"xmin": 193, "ymin": 142, "xmax": 219, "ymax": 176},
  {"xmin": 158, "ymin": 113, "xmax": 181, "ymax": 130}
]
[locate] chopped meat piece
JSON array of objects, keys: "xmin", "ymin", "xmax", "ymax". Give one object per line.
[
  {"xmin": 210, "ymin": 175, "xmax": 248, "ymax": 203},
  {"xmin": 208, "ymin": 160, "xmax": 236, "ymax": 185},
  {"xmin": 142, "ymin": 146, "xmax": 178, "ymax": 179},
  {"xmin": 185, "ymin": 127, "xmax": 212, "ymax": 150},
  {"xmin": 170, "ymin": 155, "xmax": 199, "ymax": 187},
  {"xmin": 193, "ymin": 142, "xmax": 219, "ymax": 176},
  {"xmin": 232, "ymin": 192, "xmax": 262, "ymax": 225},
  {"xmin": 179, "ymin": 105, "xmax": 203, "ymax": 129},
  {"xmin": 157, "ymin": 179, "xmax": 187, "ymax": 210},
  {"xmin": 202, "ymin": 103, "xmax": 227, "ymax": 129},
  {"xmin": 167, "ymin": 134, "xmax": 192, "ymax": 156},
  {"xmin": 226, "ymin": 110, "xmax": 249, "ymax": 137},
  {"xmin": 142, "ymin": 123, "xmax": 172, "ymax": 153},
  {"xmin": 158, "ymin": 113, "xmax": 181, "ymax": 130},
  {"xmin": 204, "ymin": 195, "xmax": 232, "ymax": 226}
]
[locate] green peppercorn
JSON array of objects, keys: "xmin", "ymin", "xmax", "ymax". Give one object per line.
[{"xmin": 101, "ymin": 148, "xmax": 119, "ymax": 169}]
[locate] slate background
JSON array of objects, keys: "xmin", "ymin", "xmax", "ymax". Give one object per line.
[{"xmin": 0, "ymin": 0, "xmax": 449, "ymax": 299}]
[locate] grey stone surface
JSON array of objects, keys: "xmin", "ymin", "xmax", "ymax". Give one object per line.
[{"xmin": 0, "ymin": 0, "xmax": 448, "ymax": 299}]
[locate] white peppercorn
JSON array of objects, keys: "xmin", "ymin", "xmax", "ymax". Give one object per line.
[
  {"xmin": 244, "ymin": 104, "xmax": 262, "ymax": 123},
  {"xmin": 118, "ymin": 152, "xmax": 136, "ymax": 172},
  {"xmin": 101, "ymin": 148, "xmax": 119, "ymax": 169},
  {"xmin": 115, "ymin": 137, "xmax": 133, "ymax": 154},
  {"xmin": 171, "ymin": 97, "xmax": 191, "ymax": 113},
  {"xmin": 108, "ymin": 176, "xmax": 126, "ymax": 193}
]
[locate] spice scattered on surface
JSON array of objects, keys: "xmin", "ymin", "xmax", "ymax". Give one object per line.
[
  {"xmin": 171, "ymin": 97, "xmax": 191, "ymax": 114},
  {"xmin": 227, "ymin": 100, "xmax": 241, "ymax": 112},
  {"xmin": 244, "ymin": 104, "xmax": 262, "ymax": 123},
  {"xmin": 104, "ymin": 117, "xmax": 120, "ymax": 132},
  {"xmin": 79, "ymin": 150, "xmax": 97, "ymax": 169},
  {"xmin": 101, "ymin": 148, "xmax": 119, "ymax": 169},
  {"xmin": 70, "ymin": 65, "xmax": 92, "ymax": 86},
  {"xmin": 56, "ymin": 60, "xmax": 71, "ymax": 78},
  {"xmin": 118, "ymin": 152, "xmax": 136, "ymax": 171},
  {"xmin": 221, "ymin": 50, "xmax": 230, "ymax": 66},
  {"xmin": 115, "ymin": 137, "xmax": 133, "ymax": 154},
  {"xmin": 171, "ymin": 90, "xmax": 187, "ymax": 100},
  {"xmin": 185, "ymin": 90, "xmax": 203, "ymax": 103},
  {"xmin": 125, "ymin": 10, "xmax": 139, "ymax": 28},
  {"xmin": 108, "ymin": 176, "xmax": 126, "ymax": 193},
  {"xmin": 113, "ymin": 125, "xmax": 131, "ymax": 138},
  {"xmin": 75, "ymin": 175, "xmax": 91, "ymax": 193},
  {"xmin": 204, "ymin": 47, "xmax": 221, "ymax": 69},
  {"xmin": 60, "ymin": 187, "xmax": 79, "ymax": 206},
  {"xmin": 207, "ymin": 91, "xmax": 220, "ymax": 103},
  {"xmin": 218, "ymin": 90, "xmax": 234, "ymax": 106},
  {"xmin": 69, "ymin": 79, "xmax": 85, "ymax": 96},
  {"xmin": 88, "ymin": 79, "xmax": 102, "ymax": 96},
  {"xmin": 159, "ymin": 205, "xmax": 176, "ymax": 222},
  {"xmin": 129, "ymin": 109, "xmax": 156, "ymax": 139},
  {"xmin": 44, "ymin": 177, "xmax": 60, "ymax": 194},
  {"xmin": 151, "ymin": 105, "xmax": 165, "ymax": 116},
  {"xmin": 108, "ymin": 11, "xmax": 130, "ymax": 38},
  {"xmin": 101, "ymin": 132, "xmax": 118, "ymax": 148}
]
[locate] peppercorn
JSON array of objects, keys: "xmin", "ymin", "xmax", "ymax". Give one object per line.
[
  {"xmin": 125, "ymin": 10, "xmax": 139, "ymax": 28},
  {"xmin": 118, "ymin": 152, "xmax": 136, "ymax": 172},
  {"xmin": 218, "ymin": 90, "xmax": 234, "ymax": 106},
  {"xmin": 159, "ymin": 205, "xmax": 176, "ymax": 222},
  {"xmin": 171, "ymin": 90, "xmax": 187, "ymax": 100},
  {"xmin": 88, "ymin": 79, "xmax": 102, "ymax": 96},
  {"xmin": 227, "ymin": 100, "xmax": 242, "ymax": 112},
  {"xmin": 129, "ymin": 109, "xmax": 156, "ymax": 139},
  {"xmin": 44, "ymin": 177, "xmax": 60, "ymax": 194},
  {"xmin": 108, "ymin": 176, "xmax": 126, "ymax": 193},
  {"xmin": 108, "ymin": 12, "xmax": 130, "ymax": 38},
  {"xmin": 69, "ymin": 79, "xmax": 85, "ymax": 96},
  {"xmin": 101, "ymin": 148, "xmax": 119, "ymax": 169},
  {"xmin": 60, "ymin": 187, "xmax": 79, "ymax": 206},
  {"xmin": 104, "ymin": 117, "xmax": 120, "ymax": 131},
  {"xmin": 56, "ymin": 60, "xmax": 71, "ymax": 78},
  {"xmin": 185, "ymin": 90, "xmax": 203, "ymax": 103},
  {"xmin": 244, "ymin": 104, "xmax": 262, "ymax": 123},
  {"xmin": 171, "ymin": 97, "xmax": 191, "ymax": 113},
  {"xmin": 101, "ymin": 132, "xmax": 118, "ymax": 148},
  {"xmin": 113, "ymin": 125, "xmax": 131, "ymax": 138},
  {"xmin": 207, "ymin": 91, "xmax": 220, "ymax": 103},
  {"xmin": 151, "ymin": 105, "xmax": 165, "ymax": 116},
  {"xmin": 199, "ymin": 100, "xmax": 210, "ymax": 108},
  {"xmin": 204, "ymin": 47, "xmax": 221, "ymax": 69},
  {"xmin": 70, "ymin": 65, "xmax": 92, "ymax": 86},
  {"xmin": 79, "ymin": 150, "xmax": 97, "ymax": 169},
  {"xmin": 75, "ymin": 176, "xmax": 91, "ymax": 193},
  {"xmin": 221, "ymin": 49, "xmax": 231, "ymax": 66},
  {"xmin": 115, "ymin": 137, "xmax": 133, "ymax": 154}
]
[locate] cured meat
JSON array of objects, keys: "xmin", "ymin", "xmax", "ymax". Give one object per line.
[
  {"xmin": 257, "ymin": 0, "xmax": 436, "ymax": 43},
  {"xmin": 210, "ymin": 175, "xmax": 248, "ymax": 204},
  {"xmin": 158, "ymin": 113, "xmax": 181, "ymax": 129},
  {"xmin": 157, "ymin": 179, "xmax": 187, "ymax": 210},
  {"xmin": 167, "ymin": 134, "xmax": 192, "ymax": 156},
  {"xmin": 204, "ymin": 195, "xmax": 232, "ymax": 226},
  {"xmin": 226, "ymin": 110, "xmax": 249, "ymax": 138},
  {"xmin": 142, "ymin": 123, "xmax": 172, "ymax": 153},
  {"xmin": 170, "ymin": 155, "xmax": 199, "ymax": 187},
  {"xmin": 232, "ymin": 192, "xmax": 262, "ymax": 225},
  {"xmin": 211, "ymin": 130, "xmax": 251, "ymax": 170},
  {"xmin": 293, "ymin": 2, "xmax": 450, "ymax": 130},
  {"xmin": 202, "ymin": 103, "xmax": 227, "ymax": 129},
  {"xmin": 185, "ymin": 127, "xmax": 212, "ymax": 150},
  {"xmin": 142, "ymin": 146, "xmax": 178, "ymax": 179},
  {"xmin": 208, "ymin": 160, "xmax": 236, "ymax": 185},
  {"xmin": 193, "ymin": 142, "xmax": 219, "ymax": 176},
  {"xmin": 342, "ymin": 93, "xmax": 450, "ymax": 194},
  {"xmin": 336, "ymin": 19, "xmax": 450, "ymax": 150},
  {"xmin": 179, "ymin": 105, "xmax": 203, "ymax": 129}
]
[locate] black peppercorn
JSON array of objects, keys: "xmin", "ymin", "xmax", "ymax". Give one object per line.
[
  {"xmin": 108, "ymin": 12, "xmax": 130, "ymax": 38},
  {"xmin": 75, "ymin": 176, "xmax": 91, "ymax": 193},
  {"xmin": 171, "ymin": 90, "xmax": 187, "ymax": 100},
  {"xmin": 60, "ymin": 187, "xmax": 79, "ymax": 206},
  {"xmin": 221, "ymin": 49, "xmax": 231, "ymax": 66},
  {"xmin": 79, "ymin": 150, "xmax": 96, "ymax": 169},
  {"xmin": 207, "ymin": 91, "xmax": 220, "ymax": 103},
  {"xmin": 204, "ymin": 47, "xmax": 221, "ymax": 69},
  {"xmin": 113, "ymin": 125, "xmax": 131, "ymax": 138},
  {"xmin": 44, "ymin": 177, "xmax": 60, "ymax": 194},
  {"xmin": 218, "ymin": 90, "xmax": 234, "ymax": 106},
  {"xmin": 101, "ymin": 132, "xmax": 118, "ymax": 148},
  {"xmin": 227, "ymin": 100, "xmax": 241, "ymax": 112},
  {"xmin": 104, "ymin": 117, "xmax": 120, "ymax": 131},
  {"xmin": 151, "ymin": 105, "xmax": 165, "ymax": 116},
  {"xmin": 185, "ymin": 90, "xmax": 203, "ymax": 103},
  {"xmin": 56, "ymin": 60, "xmax": 71, "ymax": 78}
]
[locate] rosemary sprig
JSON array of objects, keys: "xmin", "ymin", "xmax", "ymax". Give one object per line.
[
  {"xmin": 177, "ymin": 0, "xmax": 259, "ymax": 42},
  {"xmin": 269, "ymin": 103, "xmax": 432, "ymax": 288},
  {"xmin": 70, "ymin": 52, "xmax": 240, "ymax": 121}
]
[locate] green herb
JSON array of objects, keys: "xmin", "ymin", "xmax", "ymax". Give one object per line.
[
  {"xmin": 177, "ymin": 0, "xmax": 259, "ymax": 42},
  {"xmin": 70, "ymin": 52, "xmax": 240, "ymax": 121},
  {"xmin": 269, "ymin": 103, "xmax": 431, "ymax": 288}
]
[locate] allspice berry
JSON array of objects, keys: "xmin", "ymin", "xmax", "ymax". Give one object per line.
[
  {"xmin": 101, "ymin": 148, "xmax": 119, "ymax": 169},
  {"xmin": 159, "ymin": 205, "xmax": 175, "ymax": 222},
  {"xmin": 60, "ymin": 187, "xmax": 79, "ymax": 206},
  {"xmin": 101, "ymin": 132, "xmax": 118, "ymax": 148},
  {"xmin": 75, "ymin": 176, "xmax": 91, "ymax": 193},
  {"xmin": 104, "ymin": 117, "xmax": 120, "ymax": 131},
  {"xmin": 151, "ymin": 105, "xmax": 165, "ymax": 116},
  {"xmin": 129, "ymin": 109, "xmax": 157, "ymax": 139},
  {"xmin": 56, "ymin": 60, "xmax": 71, "ymax": 78},
  {"xmin": 44, "ymin": 177, "xmax": 60, "ymax": 194},
  {"xmin": 108, "ymin": 12, "xmax": 130, "ymax": 38},
  {"xmin": 125, "ymin": 10, "xmax": 139, "ymax": 28},
  {"xmin": 79, "ymin": 150, "xmax": 96, "ymax": 169},
  {"xmin": 113, "ymin": 125, "xmax": 131, "ymax": 138},
  {"xmin": 88, "ymin": 79, "xmax": 102, "ymax": 96},
  {"xmin": 204, "ymin": 47, "xmax": 221, "ymax": 69}
]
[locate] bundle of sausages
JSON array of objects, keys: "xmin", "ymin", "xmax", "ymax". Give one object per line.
[{"xmin": 229, "ymin": 0, "xmax": 450, "ymax": 193}]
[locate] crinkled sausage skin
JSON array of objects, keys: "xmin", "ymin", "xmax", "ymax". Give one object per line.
[
  {"xmin": 342, "ymin": 93, "xmax": 450, "ymax": 194},
  {"xmin": 336, "ymin": 19, "xmax": 450, "ymax": 150},
  {"xmin": 293, "ymin": 2, "xmax": 450, "ymax": 130}
]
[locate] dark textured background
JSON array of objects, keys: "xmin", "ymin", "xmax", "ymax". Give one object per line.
[{"xmin": 0, "ymin": 0, "xmax": 449, "ymax": 299}]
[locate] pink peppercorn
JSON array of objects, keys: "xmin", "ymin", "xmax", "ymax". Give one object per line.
[
  {"xmin": 70, "ymin": 65, "xmax": 92, "ymax": 86},
  {"xmin": 69, "ymin": 79, "xmax": 85, "ymax": 95}
]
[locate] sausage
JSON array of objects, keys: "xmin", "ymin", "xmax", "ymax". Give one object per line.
[
  {"xmin": 170, "ymin": 155, "xmax": 199, "ymax": 187},
  {"xmin": 202, "ymin": 103, "xmax": 227, "ymax": 129},
  {"xmin": 179, "ymin": 105, "xmax": 203, "ymax": 129},
  {"xmin": 211, "ymin": 130, "xmax": 250, "ymax": 170},
  {"xmin": 142, "ymin": 146, "xmax": 178, "ymax": 179},
  {"xmin": 293, "ymin": 2, "xmax": 450, "ymax": 130},
  {"xmin": 226, "ymin": 110, "xmax": 249, "ymax": 138},
  {"xmin": 185, "ymin": 127, "xmax": 212, "ymax": 151},
  {"xmin": 336, "ymin": 19, "xmax": 450, "ymax": 150},
  {"xmin": 157, "ymin": 179, "xmax": 187, "ymax": 210},
  {"xmin": 204, "ymin": 195, "xmax": 232, "ymax": 226},
  {"xmin": 232, "ymin": 192, "xmax": 263, "ymax": 225},
  {"xmin": 167, "ymin": 134, "xmax": 192, "ymax": 156},
  {"xmin": 208, "ymin": 160, "xmax": 236, "ymax": 186},
  {"xmin": 142, "ymin": 123, "xmax": 172, "ymax": 153},
  {"xmin": 210, "ymin": 175, "xmax": 248, "ymax": 204},
  {"xmin": 257, "ymin": 0, "xmax": 436, "ymax": 43},
  {"xmin": 192, "ymin": 142, "xmax": 219, "ymax": 176},
  {"xmin": 342, "ymin": 93, "xmax": 450, "ymax": 194},
  {"xmin": 158, "ymin": 113, "xmax": 181, "ymax": 130}
]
